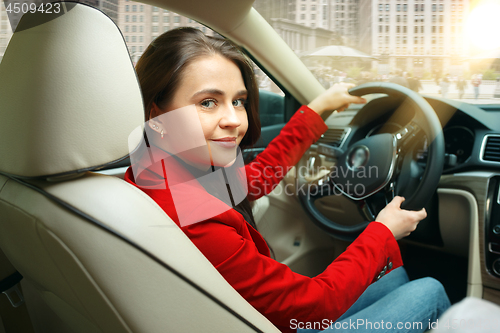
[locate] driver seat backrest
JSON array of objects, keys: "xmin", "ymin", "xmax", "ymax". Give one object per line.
[{"xmin": 0, "ymin": 3, "xmax": 280, "ymax": 332}]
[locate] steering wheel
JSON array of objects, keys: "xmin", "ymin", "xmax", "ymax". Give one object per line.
[{"xmin": 298, "ymin": 82, "xmax": 445, "ymax": 241}]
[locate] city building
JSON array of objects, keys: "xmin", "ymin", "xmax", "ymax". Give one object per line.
[
  {"xmin": 0, "ymin": 2, "xmax": 13, "ymax": 63},
  {"xmin": 80, "ymin": 0, "xmax": 119, "ymax": 23},
  {"xmin": 253, "ymin": 0, "xmax": 340, "ymax": 54},
  {"xmin": 270, "ymin": 18, "xmax": 336, "ymax": 54},
  {"xmin": 294, "ymin": 0, "xmax": 328, "ymax": 29},
  {"xmin": 255, "ymin": 0, "xmax": 473, "ymax": 77},
  {"xmin": 254, "ymin": 0, "xmax": 297, "ymax": 23},
  {"xmin": 370, "ymin": 0, "xmax": 470, "ymax": 77},
  {"xmin": 0, "ymin": 0, "xmax": 476, "ymax": 78},
  {"xmin": 329, "ymin": 0, "xmax": 360, "ymax": 47},
  {"xmin": 117, "ymin": 0, "xmax": 215, "ymax": 63},
  {"xmin": 0, "ymin": 1, "xmax": 215, "ymax": 65}
]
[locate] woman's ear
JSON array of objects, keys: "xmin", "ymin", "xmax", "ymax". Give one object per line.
[
  {"xmin": 149, "ymin": 102, "xmax": 164, "ymax": 123},
  {"xmin": 148, "ymin": 102, "xmax": 166, "ymax": 136}
]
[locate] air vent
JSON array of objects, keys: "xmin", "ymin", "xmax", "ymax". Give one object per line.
[
  {"xmin": 316, "ymin": 128, "xmax": 350, "ymax": 147},
  {"xmin": 482, "ymin": 135, "xmax": 500, "ymax": 163}
]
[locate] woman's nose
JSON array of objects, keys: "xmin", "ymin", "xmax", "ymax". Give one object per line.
[{"xmin": 219, "ymin": 103, "xmax": 241, "ymax": 128}]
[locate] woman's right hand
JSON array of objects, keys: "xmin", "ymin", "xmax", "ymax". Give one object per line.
[
  {"xmin": 375, "ymin": 196, "xmax": 427, "ymax": 240},
  {"xmin": 307, "ymin": 83, "xmax": 366, "ymax": 116}
]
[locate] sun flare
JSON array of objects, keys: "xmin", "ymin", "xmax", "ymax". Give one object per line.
[{"xmin": 465, "ymin": 2, "xmax": 500, "ymax": 51}]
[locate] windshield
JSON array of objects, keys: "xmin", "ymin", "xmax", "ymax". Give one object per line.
[
  {"xmin": 254, "ymin": 0, "xmax": 500, "ymax": 105},
  {"xmin": 1, "ymin": 0, "xmax": 499, "ymax": 105}
]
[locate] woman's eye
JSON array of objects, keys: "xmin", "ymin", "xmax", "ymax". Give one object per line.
[
  {"xmin": 200, "ymin": 99, "xmax": 216, "ymax": 109},
  {"xmin": 233, "ymin": 99, "xmax": 246, "ymax": 107}
]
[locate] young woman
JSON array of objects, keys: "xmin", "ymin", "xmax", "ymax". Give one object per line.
[{"xmin": 125, "ymin": 27, "xmax": 450, "ymax": 333}]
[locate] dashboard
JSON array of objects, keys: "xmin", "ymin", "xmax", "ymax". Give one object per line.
[
  {"xmin": 321, "ymin": 96, "xmax": 500, "ymax": 174},
  {"xmin": 365, "ymin": 123, "xmax": 474, "ymax": 169}
]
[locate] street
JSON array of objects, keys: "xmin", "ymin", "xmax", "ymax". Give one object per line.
[{"xmin": 419, "ymin": 80, "xmax": 500, "ymax": 104}]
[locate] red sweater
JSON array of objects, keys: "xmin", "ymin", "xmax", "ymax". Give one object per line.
[{"xmin": 124, "ymin": 105, "xmax": 403, "ymax": 332}]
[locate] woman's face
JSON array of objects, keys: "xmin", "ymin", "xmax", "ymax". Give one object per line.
[{"xmin": 150, "ymin": 55, "xmax": 249, "ymax": 169}]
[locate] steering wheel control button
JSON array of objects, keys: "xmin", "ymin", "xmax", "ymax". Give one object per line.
[
  {"xmin": 317, "ymin": 143, "xmax": 344, "ymax": 158},
  {"xmin": 489, "ymin": 242, "xmax": 500, "ymax": 255},
  {"xmin": 493, "ymin": 225, "xmax": 500, "ymax": 235},
  {"xmin": 493, "ymin": 259, "xmax": 500, "ymax": 276},
  {"xmin": 444, "ymin": 153, "xmax": 458, "ymax": 168},
  {"xmin": 395, "ymin": 126, "xmax": 411, "ymax": 141}
]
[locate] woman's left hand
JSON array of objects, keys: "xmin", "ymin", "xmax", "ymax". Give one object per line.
[{"xmin": 307, "ymin": 83, "xmax": 366, "ymax": 116}]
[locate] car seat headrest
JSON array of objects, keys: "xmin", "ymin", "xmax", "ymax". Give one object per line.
[{"xmin": 0, "ymin": 2, "xmax": 144, "ymax": 178}]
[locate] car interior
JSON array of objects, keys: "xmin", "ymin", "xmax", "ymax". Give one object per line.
[{"xmin": 0, "ymin": 0, "xmax": 500, "ymax": 332}]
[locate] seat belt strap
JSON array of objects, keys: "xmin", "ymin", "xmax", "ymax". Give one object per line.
[{"xmin": 0, "ymin": 271, "xmax": 24, "ymax": 307}]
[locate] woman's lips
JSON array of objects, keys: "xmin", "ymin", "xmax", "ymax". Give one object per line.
[{"xmin": 210, "ymin": 138, "xmax": 237, "ymax": 148}]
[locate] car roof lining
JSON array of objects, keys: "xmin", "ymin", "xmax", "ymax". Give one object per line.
[{"xmin": 143, "ymin": 0, "xmax": 255, "ymax": 34}]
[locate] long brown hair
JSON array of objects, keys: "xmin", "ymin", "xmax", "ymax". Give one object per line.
[
  {"xmin": 135, "ymin": 27, "xmax": 266, "ymax": 239},
  {"xmin": 135, "ymin": 27, "xmax": 260, "ymax": 149}
]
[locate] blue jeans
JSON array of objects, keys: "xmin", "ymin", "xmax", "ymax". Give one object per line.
[{"xmin": 298, "ymin": 267, "xmax": 450, "ymax": 333}]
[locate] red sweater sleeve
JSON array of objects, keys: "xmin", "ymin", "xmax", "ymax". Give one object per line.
[
  {"xmin": 246, "ymin": 105, "xmax": 327, "ymax": 201},
  {"xmin": 183, "ymin": 220, "xmax": 403, "ymax": 331}
]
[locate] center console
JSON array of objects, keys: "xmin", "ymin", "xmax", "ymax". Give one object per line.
[{"xmin": 486, "ymin": 176, "xmax": 500, "ymax": 278}]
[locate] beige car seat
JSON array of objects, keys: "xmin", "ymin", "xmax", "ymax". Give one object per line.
[{"xmin": 0, "ymin": 3, "xmax": 280, "ymax": 332}]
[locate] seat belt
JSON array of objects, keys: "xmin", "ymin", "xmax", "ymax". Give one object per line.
[
  {"xmin": 0, "ymin": 272, "xmax": 35, "ymax": 333},
  {"xmin": 1, "ymin": 271, "xmax": 24, "ymax": 308}
]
